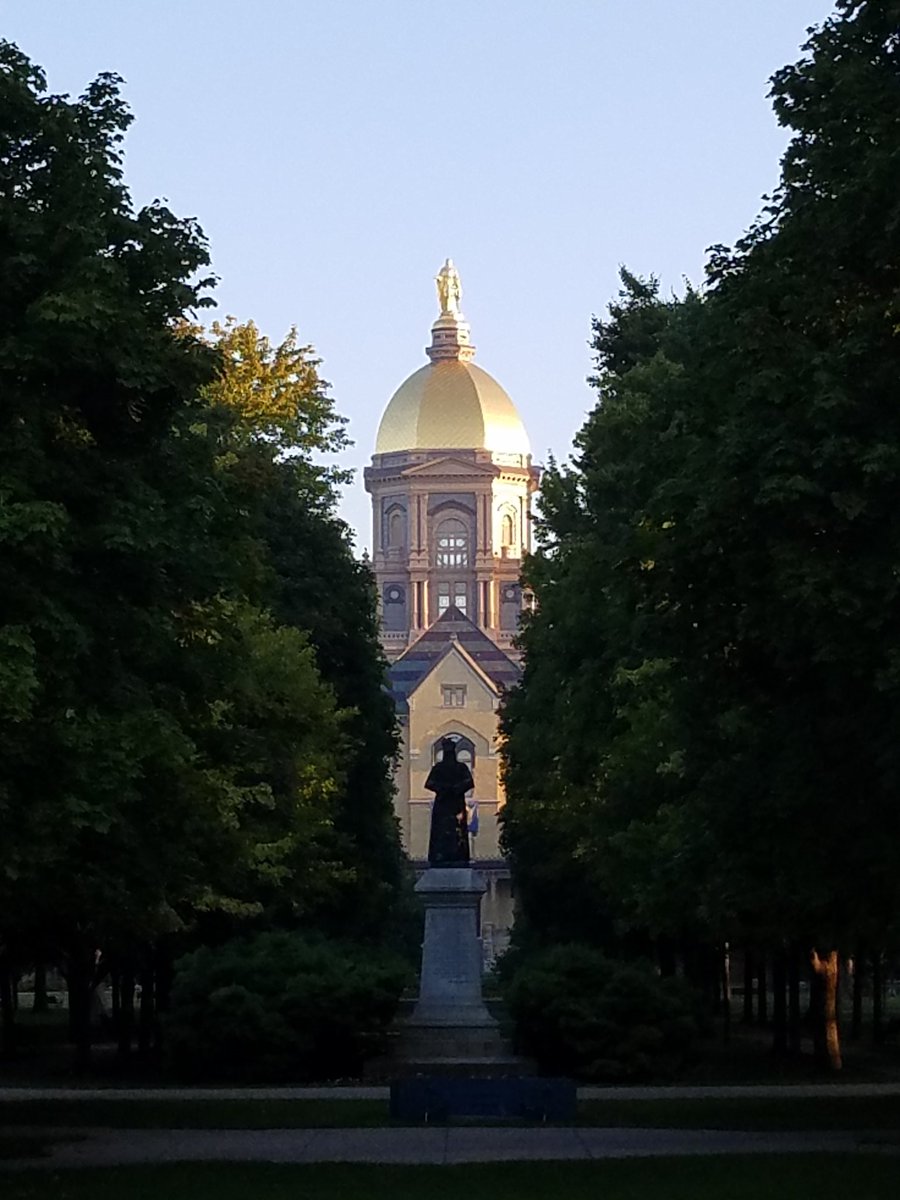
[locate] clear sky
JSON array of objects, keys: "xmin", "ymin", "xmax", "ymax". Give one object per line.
[{"xmin": 5, "ymin": 0, "xmax": 836, "ymax": 550}]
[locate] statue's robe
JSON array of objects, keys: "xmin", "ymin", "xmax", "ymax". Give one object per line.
[{"xmin": 424, "ymin": 757, "xmax": 473, "ymax": 866}]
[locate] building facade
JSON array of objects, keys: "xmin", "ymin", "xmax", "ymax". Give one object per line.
[{"xmin": 364, "ymin": 261, "xmax": 539, "ymax": 960}]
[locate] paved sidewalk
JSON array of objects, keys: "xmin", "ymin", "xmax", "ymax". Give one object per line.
[
  {"xmin": 3, "ymin": 1082, "xmax": 900, "ymax": 1101},
  {"xmin": 4, "ymin": 1124, "xmax": 895, "ymax": 1170},
  {"xmin": 4, "ymin": 1081, "xmax": 900, "ymax": 1171}
]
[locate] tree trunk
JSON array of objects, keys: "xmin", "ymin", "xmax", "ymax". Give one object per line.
[
  {"xmin": 742, "ymin": 949, "xmax": 755, "ymax": 1024},
  {"xmin": 772, "ymin": 946, "xmax": 787, "ymax": 1056},
  {"xmin": 111, "ymin": 971, "xmax": 121, "ymax": 1029},
  {"xmin": 701, "ymin": 943, "xmax": 720, "ymax": 1015},
  {"xmin": 138, "ymin": 967, "xmax": 155, "ymax": 1059},
  {"xmin": 810, "ymin": 948, "xmax": 842, "ymax": 1071},
  {"xmin": 32, "ymin": 962, "xmax": 49, "ymax": 1015},
  {"xmin": 152, "ymin": 948, "xmax": 174, "ymax": 1055},
  {"xmin": 721, "ymin": 944, "xmax": 732, "ymax": 1045},
  {"xmin": 117, "ymin": 971, "xmax": 134, "ymax": 1058},
  {"xmin": 757, "ymin": 955, "xmax": 768, "ymax": 1026},
  {"xmin": 0, "ymin": 954, "xmax": 16, "ymax": 1058},
  {"xmin": 66, "ymin": 947, "xmax": 94, "ymax": 1073},
  {"xmin": 850, "ymin": 945, "xmax": 864, "ymax": 1041},
  {"xmin": 788, "ymin": 941, "xmax": 802, "ymax": 1055},
  {"xmin": 872, "ymin": 951, "xmax": 884, "ymax": 1046}
]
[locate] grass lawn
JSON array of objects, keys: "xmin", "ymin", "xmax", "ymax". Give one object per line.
[
  {"xmin": 3, "ymin": 1157, "xmax": 900, "ymax": 1200},
  {"xmin": 0, "ymin": 1135, "xmax": 55, "ymax": 1160},
  {"xmin": 3, "ymin": 1094, "xmax": 900, "ymax": 1132},
  {"xmin": 0, "ymin": 1099, "xmax": 387, "ymax": 1129},
  {"xmin": 579, "ymin": 1095, "xmax": 900, "ymax": 1131},
  {"xmin": 0, "ymin": 1099, "xmax": 386, "ymax": 1128}
]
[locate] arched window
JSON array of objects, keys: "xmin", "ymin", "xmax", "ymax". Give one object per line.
[
  {"xmin": 387, "ymin": 509, "xmax": 404, "ymax": 549},
  {"xmin": 432, "ymin": 733, "xmax": 475, "ymax": 771},
  {"xmin": 436, "ymin": 518, "xmax": 468, "ymax": 567},
  {"xmin": 500, "ymin": 512, "xmax": 515, "ymax": 550}
]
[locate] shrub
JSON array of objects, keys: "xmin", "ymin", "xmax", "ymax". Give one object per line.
[
  {"xmin": 166, "ymin": 931, "xmax": 410, "ymax": 1080},
  {"xmin": 503, "ymin": 943, "xmax": 698, "ymax": 1081}
]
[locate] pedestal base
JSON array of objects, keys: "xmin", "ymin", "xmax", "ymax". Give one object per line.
[
  {"xmin": 396, "ymin": 1020, "xmax": 507, "ymax": 1061},
  {"xmin": 410, "ymin": 867, "xmax": 494, "ymax": 1024},
  {"xmin": 392, "ymin": 866, "xmax": 518, "ymax": 1073}
]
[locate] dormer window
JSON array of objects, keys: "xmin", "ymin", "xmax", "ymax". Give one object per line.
[{"xmin": 442, "ymin": 685, "xmax": 467, "ymax": 708}]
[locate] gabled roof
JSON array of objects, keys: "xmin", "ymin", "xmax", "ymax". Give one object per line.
[
  {"xmin": 427, "ymin": 638, "xmax": 499, "ymax": 696},
  {"xmin": 388, "ymin": 606, "xmax": 521, "ymax": 709}
]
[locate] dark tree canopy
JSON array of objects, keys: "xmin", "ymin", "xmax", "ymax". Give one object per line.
[
  {"xmin": 0, "ymin": 43, "xmax": 409, "ymax": 1064},
  {"xmin": 502, "ymin": 0, "xmax": 900, "ymax": 985}
]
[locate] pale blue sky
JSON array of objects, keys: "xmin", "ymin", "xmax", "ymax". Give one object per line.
[{"xmin": 5, "ymin": 0, "xmax": 835, "ymax": 549}]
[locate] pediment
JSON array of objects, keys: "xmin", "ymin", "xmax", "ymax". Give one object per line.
[
  {"xmin": 406, "ymin": 641, "xmax": 499, "ymax": 698},
  {"xmin": 401, "ymin": 456, "xmax": 497, "ymax": 479}
]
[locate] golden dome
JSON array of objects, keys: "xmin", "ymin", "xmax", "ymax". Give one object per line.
[
  {"xmin": 375, "ymin": 260, "xmax": 531, "ymax": 456},
  {"xmin": 375, "ymin": 360, "xmax": 531, "ymax": 455}
]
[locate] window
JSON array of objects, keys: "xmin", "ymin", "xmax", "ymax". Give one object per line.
[
  {"xmin": 436, "ymin": 518, "xmax": 468, "ymax": 567},
  {"xmin": 387, "ymin": 509, "xmax": 404, "ymax": 549},
  {"xmin": 442, "ymin": 685, "xmax": 467, "ymax": 708},
  {"xmin": 437, "ymin": 581, "xmax": 468, "ymax": 617},
  {"xmin": 500, "ymin": 512, "xmax": 515, "ymax": 550},
  {"xmin": 432, "ymin": 733, "xmax": 475, "ymax": 769}
]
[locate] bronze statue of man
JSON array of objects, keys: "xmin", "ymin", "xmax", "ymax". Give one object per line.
[{"xmin": 425, "ymin": 737, "xmax": 473, "ymax": 867}]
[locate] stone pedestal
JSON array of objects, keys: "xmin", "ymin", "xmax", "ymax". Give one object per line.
[{"xmin": 394, "ymin": 867, "xmax": 511, "ymax": 1069}]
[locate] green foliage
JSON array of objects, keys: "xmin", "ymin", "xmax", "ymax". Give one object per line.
[
  {"xmin": 197, "ymin": 317, "xmax": 408, "ymax": 942},
  {"xmin": 0, "ymin": 39, "xmax": 225, "ymax": 951},
  {"xmin": 0, "ymin": 41, "xmax": 409, "ymax": 1055},
  {"xmin": 263, "ymin": 496, "xmax": 410, "ymax": 942},
  {"xmin": 502, "ymin": 944, "xmax": 698, "ymax": 1081},
  {"xmin": 166, "ymin": 932, "xmax": 410, "ymax": 1080},
  {"xmin": 502, "ymin": 0, "xmax": 900, "ymax": 970}
]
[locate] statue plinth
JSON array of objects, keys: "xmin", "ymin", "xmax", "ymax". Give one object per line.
[
  {"xmin": 394, "ymin": 867, "xmax": 511, "ymax": 1069},
  {"xmin": 426, "ymin": 314, "xmax": 475, "ymax": 363},
  {"xmin": 411, "ymin": 868, "xmax": 494, "ymax": 1026}
]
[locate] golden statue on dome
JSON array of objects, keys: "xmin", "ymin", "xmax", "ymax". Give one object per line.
[{"xmin": 436, "ymin": 258, "xmax": 462, "ymax": 317}]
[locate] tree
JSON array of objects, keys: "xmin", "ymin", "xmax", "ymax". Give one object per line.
[
  {"xmin": 502, "ymin": 1, "xmax": 900, "ymax": 1068},
  {"xmin": 0, "ymin": 46, "xmax": 403, "ymax": 1065},
  {"xmin": 0, "ymin": 42, "xmax": 225, "ymax": 1058},
  {"xmin": 501, "ymin": 274, "xmax": 705, "ymax": 953},
  {"xmin": 199, "ymin": 318, "xmax": 409, "ymax": 943}
]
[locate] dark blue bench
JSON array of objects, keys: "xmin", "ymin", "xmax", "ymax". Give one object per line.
[{"xmin": 389, "ymin": 1077, "xmax": 576, "ymax": 1123}]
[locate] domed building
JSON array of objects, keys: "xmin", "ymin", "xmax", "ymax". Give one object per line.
[{"xmin": 365, "ymin": 261, "xmax": 540, "ymax": 960}]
